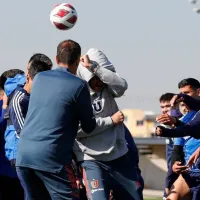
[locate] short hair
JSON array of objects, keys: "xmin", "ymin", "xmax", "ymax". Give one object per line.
[
  {"xmin": 159, "ymin": 93, "xmax": 175, "ymax": 102},
  {"xmin": 28, "ymin": 60, "xmax": 50, "ymax": 79},
  {"xmin": 28, "ymin": 53, "xmax": 53, "ymax": 70},
  {"xmin": 178, "ymin": 78, "xmax": 200, "ymax": 90},
  {"xmin": 57, "ymin": 40, "xmax": 81, "ymax": 65},
  {"xmin": 0, "ymin": 69, "xmax": 25, "ymax": 89}
]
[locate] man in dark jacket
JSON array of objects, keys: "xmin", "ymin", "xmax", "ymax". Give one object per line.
[{"xmin": 16, "ymin": 40, "xmax": 96, "ymax": 200}]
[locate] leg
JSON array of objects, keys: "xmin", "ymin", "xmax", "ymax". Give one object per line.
[
  {"xmin": 0, "ymin": 175, "xmax": 13, "ymax": 200},
  {"xmin": 110, "ymin": 153, "xmax": 143, "ymax": 200},
  {"xmin": 182, "ymin": 171, "xmax": 200, "ymax": 200},
  {"xmin": 81, "ymin": 160, "xmax": 110, "ymax": 200},
  {"xmin": 16, "ymin": 167, "xmax": 51, "ymax": 200},
  {"xmin": 165, "ymin": 166, "xmax": 179, "ymax": 198},
  {"xmin": 35, "ymin": 164, "xmax": 80, "ymax": 200},
  {"xmin": 9, "ymin": 159, "xmax": 25, "ymax": 200},
  {"xmin": 164, "ymin": 142, "xmax": 174, "ymax": 199},
  {"xmin": 167, "ymin": 174, "xmax": 191, "ymax": 200},
  {"xmin": 0, "ymin": 175, "xmax": 24, "ymax": 200}
]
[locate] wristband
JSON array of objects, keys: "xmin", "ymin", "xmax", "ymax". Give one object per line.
[{"xmin": 89, "ymin": 62, "xmax": 98, "ymax": 72}]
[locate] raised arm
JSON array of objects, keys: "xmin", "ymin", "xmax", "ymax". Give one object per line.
[
  {"xmin": 89, "ymin": 63, "xmax": 128, "ymax": 97},
  {"xmin": 179, "ymin": 94, "xmax": 200, "ymax": 111}
]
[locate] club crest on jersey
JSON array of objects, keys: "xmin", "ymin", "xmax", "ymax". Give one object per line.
[
  {"xmin": 92, "ymin": 100, "xmax": 103, "ymax": 114},
  {"xmin": 91, "ymin": 179, "xmax": 99, "ymax": 189}
]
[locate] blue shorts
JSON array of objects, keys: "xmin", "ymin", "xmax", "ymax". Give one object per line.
[
  {"xmin": 16, "ymin": 164, "xmax": 80, "ymax": 200},
  {"xmin": 182, "ymin": 171, "xmax": 200, "ymax": 200},
  {"xmin": 81, "ymin": 152, "xmax": 144, "ymax": 200}
]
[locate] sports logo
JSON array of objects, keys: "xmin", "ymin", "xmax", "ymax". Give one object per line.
[
  {"xmin": 93, "ymin": 101, "xmax": 102, "ymax": 113},
  {"xmin": 91, "ymin": 179, "xmax": 99, "ymax": 189},
  {"xmin": 92, "ymin": 99, "xmax": 104, "ymax": 114}
]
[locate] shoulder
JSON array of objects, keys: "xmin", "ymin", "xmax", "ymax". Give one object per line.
[
  {"xmin": 35, "ymin": 69, "xmax": 85, "ymax": 84},
  {"xmin": 11, "ymin": 88, "xmax": 28, "ymax": 105}
]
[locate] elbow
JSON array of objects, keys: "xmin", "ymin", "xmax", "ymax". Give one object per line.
[
  {"xmin": 114, "ymin": 90, "xmax": 126, "ymax": 98},
  {"xmin": 82, "ymin": 119, "xmax": 96, "ymax": 133},
  {"xmin": 113, "ymin": 82, "xmax": 128, "ymax": 98}
]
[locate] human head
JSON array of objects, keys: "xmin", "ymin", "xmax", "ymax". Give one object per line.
[
  {"xmin": 26, "ymin": 53, "xmax": 53, "ymax": 76},
  {"xmin": 56, "ymin": 39, "xmax": 81, "ymax": 75},
  {"xmin": 89, "ymin": 76, "xmax": 104, "ymax": 92},
  {"xmin": 159, "ymin": 93, "xmax": 175, "ymax": 114},
  {"xmin": 178, "ymin": 78, "xmax": 200, "ymax": 98},
  {"xmin": 77, "ymin": 48, "xmax": 115, "ymax": 92},
  {"xmin": 179, "ymin": 102, "xmax": 189, "ymax": 115},
  {"xmin": 25, "ymin": 60, "xmax": 52, "ymax": 93},
  {"xmin": 0, "ymin": 69, "xmax": 24, "ymax": 90}
]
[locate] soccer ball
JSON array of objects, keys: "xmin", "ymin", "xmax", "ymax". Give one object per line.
[{"xmin": 50, "ymin": 3, "xmax": 78, "ymax": 30}]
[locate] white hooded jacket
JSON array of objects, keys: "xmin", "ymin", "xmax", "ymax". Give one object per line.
[{"xmin": 74, "ymin": 48, "xmax": 128, "ymax": 161}]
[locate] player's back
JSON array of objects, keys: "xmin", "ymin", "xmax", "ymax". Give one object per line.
[{"xmin": 16, "ymin": 67, "xmax": 89, "ymax": 173}]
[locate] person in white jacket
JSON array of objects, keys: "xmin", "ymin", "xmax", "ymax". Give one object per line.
[{"xmin": 74, "ymin": 48, "xmax": 143, "ymax": 200}]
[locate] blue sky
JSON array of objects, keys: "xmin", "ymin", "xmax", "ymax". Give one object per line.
[{"xmin": 1, "ymin": 0, "xmax": 200, "ymax": 113}]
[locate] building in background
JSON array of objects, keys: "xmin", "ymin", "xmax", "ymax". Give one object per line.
[{"xmin": 122, "ymin": 109, "xmax": 159, "ymax": 138}]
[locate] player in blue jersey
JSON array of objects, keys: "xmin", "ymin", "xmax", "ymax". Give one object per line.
[
  {"xmin": 0, "ymin": 69, "xmax": 25, "ymax": 200},
  {"xmin": 9, "ymin": 55, "xmax": 52, "ymax": 164}
]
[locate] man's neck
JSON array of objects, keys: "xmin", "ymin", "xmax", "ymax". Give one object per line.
[
  {"xmin": 58, "ymin": 63, "xmax": 76, "ymax": 75},
  {"xmin": 23, "ymin": 84, "xmax": 30, "ymax": 94},
  {"xmin": 58, "ymin": 63, "xmax": 69, "ymax": 68}
]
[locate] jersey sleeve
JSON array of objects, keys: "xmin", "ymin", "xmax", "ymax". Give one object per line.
[
  {"xmin": 90, "ymin": 64, "xmax": 128, "ymax": 98},
  {"xmin": 174, "ymin": 137, "xmax": 185, "ymax": 146},
  {"xmin": 9, "ymin": 91, "xmax": 29, "ymax": 135},
  {"xmin": 76, "ymin": 82, "xmax": 96, "ymax": 133}
]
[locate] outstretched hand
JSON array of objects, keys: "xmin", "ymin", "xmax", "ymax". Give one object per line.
[
  {"xmin": 170, "ymin": 95, "xmax": 184, "ymax": 107},
  {"xmin": 186, "ymin": 147, "xmax": 200, "ymax": 169},
  {"xmin": 155, "ymin": 126, "xmax": 164, "ymax": 136}
]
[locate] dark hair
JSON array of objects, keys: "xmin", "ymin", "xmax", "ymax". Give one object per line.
[
  {"xmin": 28, "ymin": 60, "xmax": 50, "ymax": 79},
  {"xmin": 29, "ymin": 53, "xmax": 53, "ymax": 70},
  {"xmin": 0, "ymin": 69, "xmax": 24, "ymax": 89},
  {"xmin": 159, "ymin": 93, "xmax": 175, "ymax": 102},
  {"xmin": 57, "ymin": 40, "xmax": 81, "ymax": 65},
  {"xmin": 178, "ymin": 78, "xmax": 200, "ymax": 90}
]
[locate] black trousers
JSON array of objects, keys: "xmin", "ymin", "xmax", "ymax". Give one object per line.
[{"xmin": 0, "ymin": 175, "xmax": 24, "ymax": 200}]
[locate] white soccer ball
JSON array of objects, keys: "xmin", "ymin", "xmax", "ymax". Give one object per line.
[{"xmin": 50, "ymin": 3, "xmax": 78, "ymax": 30}]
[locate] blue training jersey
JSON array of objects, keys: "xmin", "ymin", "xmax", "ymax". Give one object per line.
[
  {"xmin": 9, "ymin": 85, "xmax": 30, "ymax": 137},
  {"xmin": 174, "ymin": 111, "xmax": 200, "ymax": 172}
]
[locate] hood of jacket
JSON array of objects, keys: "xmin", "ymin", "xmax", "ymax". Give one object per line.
[
  {"xmin": 4, "ymin": 74, "xmax": 26, "ymax": 96},
  {"xmin": 77, "ymin": 48, "xmax": 115, "ymax": 82}
]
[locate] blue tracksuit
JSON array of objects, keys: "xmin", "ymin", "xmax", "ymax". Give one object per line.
[
  {"xmin": 0, "ymin": 101, "xmax": 16, "ymax": 178},
  {"xmin": 0, "ymin": 100, "xmax": 25, "ymax": 200},
  {"xmin": 161, "ymin": 110, "xmax": 200, "ymax": 200},
  {"xmin": 16, "ymin": 67, "xmax": 96, "ymax": 200},
  {"xmin": 173, "ymin": 111, "xmax": 199, "ymax": 171},
  {"xmin": 4, "ymin": 74, "xmax": 26, "ymax": 161},
  {"xmin": 9, "ymin": 86, "xmax": 30, "ymax": 137},
  {"xmin": 173, "ymin": 111, "xmax": 200, "ymax": 200},
  {"xmin": 81, "ymin": 126, "xmax": 144, "ymax": 200},
  {"xmin": 158, "ymin": 110, "xmax": 200, "ymax": 139}
]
